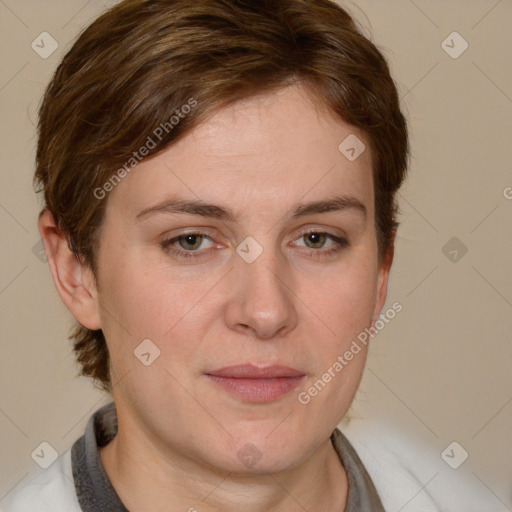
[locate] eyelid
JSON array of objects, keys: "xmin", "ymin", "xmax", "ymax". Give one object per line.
[
  {"xmin": 161, "ymin": 224, "xmax": 346, "ymax": 245},
  {"xmin": 293, "ymin": 224, "xmax": 347, "ymax": 239},
  {"xmin": 160, "ymin": 226, "xmax": 349, "ymax": 261}
]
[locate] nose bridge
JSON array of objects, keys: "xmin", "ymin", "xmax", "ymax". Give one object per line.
[
  {"xmin": 226, "ymin": 234, "xmax": 297, "ymax": 338},
  {"xmin": 241, "ymin": 239, "xmax": 284, "ymax": 296}
]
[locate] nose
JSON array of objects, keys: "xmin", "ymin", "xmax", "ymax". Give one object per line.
[{"xmin": 224, "ymin": 242, "xmax": 298, "ymax": 340}]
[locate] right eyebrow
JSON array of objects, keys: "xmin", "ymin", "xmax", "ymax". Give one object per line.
[{"xmin": 135, "ymin": 197, "xmax": 238, "ymax": 222}]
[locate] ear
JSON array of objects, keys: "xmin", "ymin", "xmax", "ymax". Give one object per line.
[
  {"xmin": 38, "ymin": 209, "xmax": 101, "ymax": 330},
  {"xmin": 371, "ymin": 229, "xmax": 396, "ymax": 324}
]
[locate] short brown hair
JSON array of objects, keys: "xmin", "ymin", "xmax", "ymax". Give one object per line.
[{"xmin": 35, "ymin": 0, "xmax": 409, "ymax": 392}]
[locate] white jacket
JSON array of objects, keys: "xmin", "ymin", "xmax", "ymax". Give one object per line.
[{"xmin": 1, "ymin": 416, "xmax": 501, "ymax": 511}]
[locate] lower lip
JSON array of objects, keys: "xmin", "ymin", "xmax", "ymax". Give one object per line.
[{"xmin": 205, "ymin": 375, "xmax": 305, "ymax": 402}]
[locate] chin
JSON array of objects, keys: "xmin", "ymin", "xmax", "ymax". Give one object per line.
[{"xmin": 211, "ymin": 431, "xmax": 305, "ymax": 474}]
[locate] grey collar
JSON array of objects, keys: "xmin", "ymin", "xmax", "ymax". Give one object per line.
[{"xmin": 71, "ymin": 401, "xmax": 385, "ymax": 511}]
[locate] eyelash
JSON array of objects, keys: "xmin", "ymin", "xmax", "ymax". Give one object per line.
[{"xmin": 160, "ymin": 230, "xmax": 349, "ymax": 260}]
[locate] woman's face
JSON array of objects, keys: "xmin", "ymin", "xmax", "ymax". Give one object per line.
[{"xmin": 92, "ymin": 83, "xmax": 391, "ymax": 473}]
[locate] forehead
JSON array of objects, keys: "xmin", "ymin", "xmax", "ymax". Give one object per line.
[{"xmin": 105, "ymin": 83, "xmax": 374, "ymax": 222}]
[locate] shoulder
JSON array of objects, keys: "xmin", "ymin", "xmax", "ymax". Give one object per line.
[
  {"xmin": 340, "ymin": 415, "xmax": 496, "ymax": 512},
  {"xmin": 0, "ymin": 449, "xmax": 81, "ymax": 512}
]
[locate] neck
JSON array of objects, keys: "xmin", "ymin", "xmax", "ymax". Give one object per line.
[{"xmin": 99, "ymin": 416, "xmax": 348, "ymax": 512}]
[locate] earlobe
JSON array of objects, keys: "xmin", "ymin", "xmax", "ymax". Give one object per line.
[{"xmin": 38, "ymin": 209, "xmax": 102, "ymax": 331}]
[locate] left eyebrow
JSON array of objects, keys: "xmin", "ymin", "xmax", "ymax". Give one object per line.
[
  {"xmin": 135, "ymin": 195, "xmax": 367, "ymax": 223},
  {"xmin": 290, "ymin": 196, "xmax": 367, "ymax": 220}
]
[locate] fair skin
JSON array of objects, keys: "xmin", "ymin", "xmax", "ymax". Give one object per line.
[{"xmin": 39, "ymin": 83, "xmax": 393, "ymax": 511}]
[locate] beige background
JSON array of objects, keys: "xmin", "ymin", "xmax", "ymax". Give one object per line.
[{"xmin": 0, "ymin": 0, "xmax": 511, "ymax": 508}]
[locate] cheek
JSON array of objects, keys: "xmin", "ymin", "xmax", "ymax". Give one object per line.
[
  {"xmin": 97, "ymin": 235, "xmax": 379, "ymax": 369},
  {"xmin": 298, "ymin": 265, "xmax": 377, "ymax": 416},
  {"xmin": 308, "ymin": 259, "xmax": 378, "ymax": 338},
  {"xmin": 96, "ymin": 253, "xmax": 217, "ymax": 367},
  {"xmin": 94, "ymin": 256, "xmax": 172, "ymax": 359}
]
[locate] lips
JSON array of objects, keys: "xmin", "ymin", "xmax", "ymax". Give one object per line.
[
  {"xmin": 205, "ymin": 364, "xmax": 305, "ymax": 379},
  {"xmin": 204, "ymin": 364, "xmax": 305, "ymax": 403}
]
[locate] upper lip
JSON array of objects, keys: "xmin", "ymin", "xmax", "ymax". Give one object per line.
[{"xmin": 206, "ymin": 364, "xmax": 305, "ymax": 379}]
